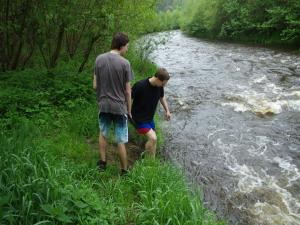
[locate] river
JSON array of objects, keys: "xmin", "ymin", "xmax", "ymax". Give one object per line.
[{"xmin": 147, "ymin": 30, "xmax": 300, "ymax": 225}]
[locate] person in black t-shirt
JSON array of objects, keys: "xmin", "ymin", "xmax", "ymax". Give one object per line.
[{"xmin": 131, "ymin": 68, "xmax": 171, "ymax": 158}]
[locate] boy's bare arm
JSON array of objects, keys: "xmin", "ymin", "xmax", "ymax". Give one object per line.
[
  {"xmin": 125, "ymin": 82, "xmax": 132, "ymax": 118},
  {"xmin": 93, "ymin": 74, "xmax": 97, "ymax": 89},
  {"xmin": 160, "ymin": 97, "xmax": 171, "ymax": 120}
]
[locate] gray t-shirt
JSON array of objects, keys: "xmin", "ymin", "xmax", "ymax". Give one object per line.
[{"xmin": 94, "ymin": 52, "xmax": 134, "ymax": 115}]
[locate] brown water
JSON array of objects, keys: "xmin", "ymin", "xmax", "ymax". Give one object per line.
[{"xmin": 148, "ymin": 30, "xmax": 300, "ymax": 225}]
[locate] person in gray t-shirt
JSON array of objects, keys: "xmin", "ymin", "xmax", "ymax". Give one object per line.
[{"xmin": 93, "ymin": 32, "xmax": 134, "ymax": 175}]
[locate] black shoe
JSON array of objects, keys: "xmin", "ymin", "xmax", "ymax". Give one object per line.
[
  {"xmin": 97, "ymin": 160, "xmax": 107, "ymax": 171},
  {"xmin": 120, "ymin": 169, "xmax": 129, "ymax": 176}
]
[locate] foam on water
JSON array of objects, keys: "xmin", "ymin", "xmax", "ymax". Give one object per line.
[
  {"xmin": 228, "ymin": 164, "xmax": 265, "ymax": 193},
  {"xmin": 277, "ymin": 99, "xmax": 300, "ymax": 111},
  {"xmin": 253, "ymin": 75, "xmax": 267, "ymax": 83},
  {"xmin": 225, "ymin": 153, "xmax": 300, "ymax": 224},
  {"xmin": 222, "ymin": 76, "xmax": 300, "ymax": 115},
  {"xmin": 250, "ymin": 202, "xmax": 300, "ymax": 225},
  {"xmin": 228, "ymin": 161, "xmax": 300, "ymax": 224},
  {"xmin": 221, "ymin": 93, "xmax": 283, "ymax": 115},
  {"xmin": 221, "ymin": 102, "xmax": 249, "ymax": 112},
  {"xmin": 273, "ymin": 157, "xmax": 300, "ymax": 187},
  {"xmin": 283, "ymin": 91, "xmax": 300, "ymax": 98}
]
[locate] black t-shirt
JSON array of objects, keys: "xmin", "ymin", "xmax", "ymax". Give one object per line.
[{"xmin": 132, "ymin": 78, "xmax": 164, "ymax": 123}]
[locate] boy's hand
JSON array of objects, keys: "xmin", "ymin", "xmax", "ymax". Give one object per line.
[
  {"xmin": 165, "ymin": 111, "xmax": 171, "ymax": 121},
  {"xmin": 128, "ymin": 114, "xmax": 137, "ymax": 128}
]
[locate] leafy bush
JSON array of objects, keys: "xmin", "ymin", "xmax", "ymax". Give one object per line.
[
  {"xmin": 0, "ymin": 69, "xmax": 94, "ymax": 130},
  {"xmin": 180, "ymin": 0, "xmax": 300, "ymax": 47}
]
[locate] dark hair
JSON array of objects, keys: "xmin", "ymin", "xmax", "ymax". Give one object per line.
[
  {"xmin": 154, "ymin": 68, "xmax": 170, "ymax": 81},
  {"xmin": 111, "ymin": 32, "xmax": 129, "ymax": 50}
]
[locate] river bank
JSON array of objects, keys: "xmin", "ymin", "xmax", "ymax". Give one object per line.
[
  {"xmin": 178, "ymin": 0, "xmax": 300, "ymax": 52},
  {"xmin": 181, "ymin": 31, "xmax": 300, "ymax": 56},
  {"xmin": 0, "ymin": 50, "xmax": 225, "ymax": 224}
]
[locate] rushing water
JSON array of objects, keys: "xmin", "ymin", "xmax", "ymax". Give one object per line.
[{"xmin": 148, "ymin": 31, "xmax": 300, "ymax": 225}]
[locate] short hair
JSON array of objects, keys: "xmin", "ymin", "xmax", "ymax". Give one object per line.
[
  {"xmin": 154, "ymin": 68, "xmax": 170, "ymax": 81},
  {"xmin": 111, "ymin": 32, "xmax": 129, "ymax": 50}
]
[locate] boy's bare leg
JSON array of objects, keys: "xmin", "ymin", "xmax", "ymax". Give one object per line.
[
  {"xmin": 118, "ymin": 143, "xmax": 128, "ymax": 170},
  {"xmin": 145, "ymin": 129, "xmax": 157, "ymax": 158},
  {"xmin": 99, "ymin": 134, "xmax": 107, "ymax": 161}
]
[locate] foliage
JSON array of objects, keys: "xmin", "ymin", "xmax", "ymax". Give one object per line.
[
  {"xmin": 0, "ymin": 122, "xmax": 225, "ymax": 224},
  {"xmin": 157, "ymin": 0, "xmax": 184, "ymax": 12},
  {"xmin": 0, "ymin": 69, "xmax": 94, "ymax": 131},
  {"xmin": 147, "ymin": 9, "xmax": 182, "ymax": 33},
  {"xmin": 180, "ymin": 0, "xmax": 225, "ymax": 38},
  {"xmin": 0, "ymin": 0, "xmax": 158, "ymax": 72},
  {"xmin": 0, "ymin": 0, "xmax": 184, "ymax": 73},
  {"xmin": 180, "ymin": 0, "xmax": 300, "ymax": 47}
]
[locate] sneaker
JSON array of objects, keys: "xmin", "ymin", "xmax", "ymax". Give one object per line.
[
  {"xmin": 97, "ymin": 160, "xmax": 107, "ymax": 171},
  {"xmin": 120, "ymin": 169, "xmax": 129, "ymax": 176}
]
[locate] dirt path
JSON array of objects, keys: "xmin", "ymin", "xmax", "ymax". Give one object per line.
[{"xmin": 86, "ymin": 138, "xmax": 145, "ymax": 169}]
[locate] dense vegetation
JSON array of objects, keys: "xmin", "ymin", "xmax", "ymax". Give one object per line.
[
  {"xmin": 180, "ymin": 0, "xmax": 300, "ymax": 47},
  {"xmin": 153, "ymin": 0, "xmax": 300, "ymax": 48},
  {"xmin": 0, "ymin": 0, "xmax": 159, "ymax": 72},
  {"xmin": 0, "ymin": 49, "xmax": 224, "ymax": 224},
  {"xmin": 0, "ymin": 0, "xmax": 225, "ymax": 224},
  {"xmin": 146, "ymin": 0, "xmax": 183, "ymax": 32}
]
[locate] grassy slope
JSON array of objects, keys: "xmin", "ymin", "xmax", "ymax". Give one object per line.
[{"xmin": 0, "ymin": 50, "xmax": 225, "ymax": 225}]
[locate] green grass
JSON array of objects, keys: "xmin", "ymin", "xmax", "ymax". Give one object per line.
[
  {"xmin": 0, "ymin": 121, "xmax": 225, "ymax": 224},
  {"xmin": 0, "ymin": 49, "xmax": 225, "ymax": 225}
]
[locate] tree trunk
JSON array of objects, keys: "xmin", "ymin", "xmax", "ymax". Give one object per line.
[
  {"xmin": 38, "ymin": 43, "xmax": 49, "ymax": 70},
  {"xmin": 10, "ymin": 40, "xmax": 23, "ymax": 70},
  {"xmin": 66, "ymin": 20, "xmax": 86, "ymax": 58},
  {"xmin": 50, "ymin": 23, "xmax": 65, "ymax": 68},
  {"xmin": 4, "ymin": 0, "xmax": 10, "ymax": 70},
  {"xmin": 78, "ymin": 35, "xmax": 101, "ymax": 73},
  {"xmin": 21, "ymin": 44, "xmax": 35, "ymax": 69}
]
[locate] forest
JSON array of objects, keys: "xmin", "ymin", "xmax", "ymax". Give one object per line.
[
  {"xmin": 2, "ymin": 0, "xmax": 298, "ymax": 73},
  {"xmin": 180, "ymin": 0, "xmax": 300, "ymax": 47},
  {"xmin": 1, "ymin": 0, "xmax": 299, "ymax": 224},
  {"xmin": 1, "ymin": 0, "xmax": 161, "ymax": 72}
]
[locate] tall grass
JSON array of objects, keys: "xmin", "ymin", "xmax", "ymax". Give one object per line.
[
  {"xmin": 0, "ymin": 120, "xmax": 224, "ymax": 224},
  {"xmin": 0, "ymin": 122, "xmax": 114, "ymax": 225},
  {"xmin": 129, "ymin": 159, "xmax": 225, "ymax": 225},
  {"xmin": 0, "ymin": 44, "xmax": 225, "ymax": 225}
]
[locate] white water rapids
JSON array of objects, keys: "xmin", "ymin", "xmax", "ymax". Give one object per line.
[{"xmin": 147, "ymin": 31, "xmax": 300, "ymax": 225}]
